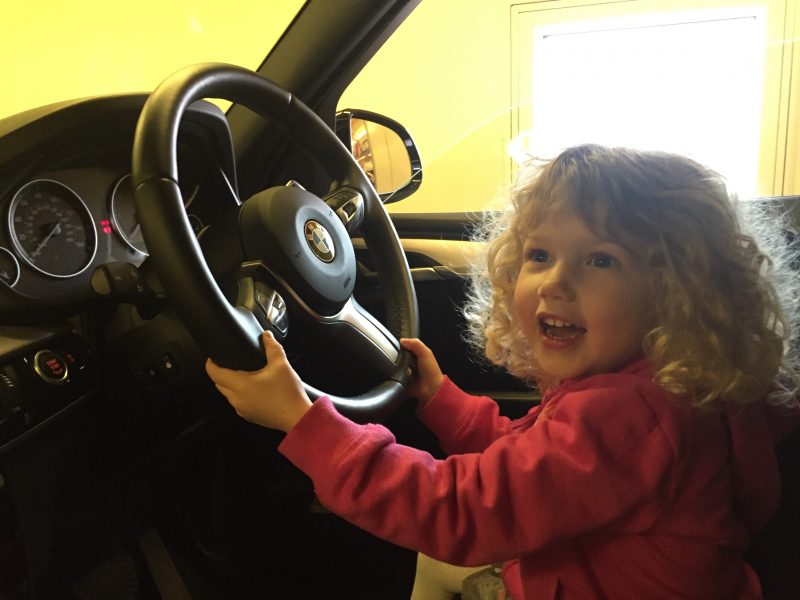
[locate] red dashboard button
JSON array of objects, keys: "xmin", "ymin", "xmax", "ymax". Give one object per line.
[{"xmin": 33, "ymin": 350, "xmax": 69, "ymax": 384}]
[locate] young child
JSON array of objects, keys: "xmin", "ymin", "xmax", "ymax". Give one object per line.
[{"xmin": 206, "ymin": 144, "xmax": 800, "ymax": 599}]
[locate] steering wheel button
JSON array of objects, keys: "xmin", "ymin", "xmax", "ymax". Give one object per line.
[
  {"xmin": 255, "ymin": 289, "xmax": 270, "ymax": 310},
  {"xmin": 33, "ymin": 350, "xmax": 69, "ymax": 384}
]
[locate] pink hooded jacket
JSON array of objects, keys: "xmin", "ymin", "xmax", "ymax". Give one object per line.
[{"xmin": 279, "ymin": 360, "xmax": 796, "ymax": 599}]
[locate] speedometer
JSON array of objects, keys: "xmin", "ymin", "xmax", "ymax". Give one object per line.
[{"xmin": 7, "ymin": 179, "xmax": 98, "ymax": 278}]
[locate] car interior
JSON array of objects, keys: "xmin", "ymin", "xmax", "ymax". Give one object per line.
[{"xmin": 0, "ymin": 0, "xmax": 799, "ymax": 598}]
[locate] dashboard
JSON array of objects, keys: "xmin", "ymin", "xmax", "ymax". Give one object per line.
[
  {"xmin": 0, "ymin": 95, "xmax": 241, "ymax": 455},
  {"xmin": 0, "ymin": 95, "xmax": 239, "ymax": 317}
]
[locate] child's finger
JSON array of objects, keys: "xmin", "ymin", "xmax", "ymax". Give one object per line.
[
  {"xmin": 205, "ymin": 357, "xmax": 235, "ymax": 386},
  {"xmin": 400, "ymin": 337, "xmax": 430, "ymax": 358}
]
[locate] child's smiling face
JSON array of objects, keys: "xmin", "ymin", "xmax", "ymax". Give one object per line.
[{"xmin": 513, "ymin": 211, "xmax": 652, "ymax": 382}]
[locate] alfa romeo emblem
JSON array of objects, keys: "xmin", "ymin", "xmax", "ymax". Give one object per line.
[{"xmin": 304, "ymin": 220, "xmax": 335, "ymax": 262}]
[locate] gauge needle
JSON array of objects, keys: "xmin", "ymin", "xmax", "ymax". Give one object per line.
[{"xmin": 31, "ymin": 222, "xmax": 62, "ymax": 258}]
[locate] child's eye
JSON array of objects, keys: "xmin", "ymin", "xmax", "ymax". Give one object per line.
[
  {"xmin": 527, "ymin": 249, "xmax": 549, "ymax": 263},
  {"xmin": 587, "ymin": 252, "xmax": 617, "ymax": 268}
]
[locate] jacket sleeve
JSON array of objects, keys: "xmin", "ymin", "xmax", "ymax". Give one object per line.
[
  {"xmin": 278, "ymin": 385, "xmax": 675, "ymax": 567},
  {"xmin": 416, "ymin": 376, "xmax": 538, "ymax": 454}
]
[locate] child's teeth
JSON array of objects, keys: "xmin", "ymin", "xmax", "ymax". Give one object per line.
[{"xmin": 544, "ymin": 318, "xmax": 571, "ymax": 327}]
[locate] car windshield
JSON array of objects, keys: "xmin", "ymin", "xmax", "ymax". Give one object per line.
[{"xmin": 0, "ymin": 1, "xmax": 305, "ymax": 120}]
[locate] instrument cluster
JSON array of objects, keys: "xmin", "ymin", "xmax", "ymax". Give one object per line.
[
  {"xmin": 0, "ymin": 166, "xmax": 204, "ymax": 300},
  {"xmin": 0, "ymin": 95, "xmax": 239, "ymax": 310}
]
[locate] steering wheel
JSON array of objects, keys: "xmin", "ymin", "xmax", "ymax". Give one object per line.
[{"xmin": 131, "ymin": 63, "xmax": 418, "ymax": 422}]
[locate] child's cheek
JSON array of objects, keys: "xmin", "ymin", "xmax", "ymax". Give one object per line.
[{"xmin": 512, "ymin": 278, "xmax": 538, "ymax": 341}]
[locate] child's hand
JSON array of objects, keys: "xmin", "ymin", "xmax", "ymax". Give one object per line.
[
  {"xmin": 399, "ymin": 338, "xmax": 444, "ymax": 410},
  {"xmin": 205, "ymin": 330, "xmax": 312, "ymax": 433}
]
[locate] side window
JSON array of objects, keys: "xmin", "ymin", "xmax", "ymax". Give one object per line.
[
  {"xmin": 340, "ymin": 0, "xmax": 800, "ymax": 213},
  {"xmin": 339, "ymin": 2, "xmax": 512, "ymax": 214}
]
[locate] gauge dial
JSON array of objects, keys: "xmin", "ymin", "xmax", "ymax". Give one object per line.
[
  {"xmin": 109, "ymin": 173, "xmax": 201, "ymax": 254},
  {"xmin": 0, "ymin": 247, "xmax": 20, "ymax": 287},
  {"xmin": 109, "ymin": 174, "xmax": 147, "ymax": 254},
  {"xmin": 8, "ymin": 179, "xmax": 97, "ymax": 278}
]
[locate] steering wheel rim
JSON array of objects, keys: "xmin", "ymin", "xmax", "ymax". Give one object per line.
[{"xmin": 131, "ymin": 63, "xmax": 418, "ymax": 421}]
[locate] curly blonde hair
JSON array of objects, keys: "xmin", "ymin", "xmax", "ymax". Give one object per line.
[{"xmin": 464, "ymin": 144, "xmax": 799, "ymax": 408}]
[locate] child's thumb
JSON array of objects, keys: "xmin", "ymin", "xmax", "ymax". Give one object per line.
[{"xmin": 262, "ymin": 330, "xmax": 286, "ymax": 364}]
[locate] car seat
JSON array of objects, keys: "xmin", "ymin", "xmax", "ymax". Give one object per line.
[{"xmin": 744, "ymin": 424, "xmax": 800, "ymax": 598}]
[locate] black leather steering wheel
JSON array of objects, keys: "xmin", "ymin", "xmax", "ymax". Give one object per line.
[{"xmin": 131, "ymin": 63, "xmax": 418, "ymax": 422}]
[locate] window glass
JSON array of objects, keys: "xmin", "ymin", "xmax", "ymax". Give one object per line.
[
  {"xmin": 340, "ymin": 0, "xmax": 799, "ymax": 213},
  {"xmin": 0, "ymin": 0, "xmax": 305, "ymax": 120},
  {"xmin": 339, "ymin": 1, "xmax": 513, "ymax": 214}
]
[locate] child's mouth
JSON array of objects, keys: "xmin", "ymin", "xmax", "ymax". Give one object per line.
[{"xmin": 539, "ymin": 316, "xmax": 586, "ymax": 341}]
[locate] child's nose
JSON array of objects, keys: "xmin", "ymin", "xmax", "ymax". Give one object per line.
[{"xmin": 538, "ymin": 262, "xmax": 576, "ymax": 301}]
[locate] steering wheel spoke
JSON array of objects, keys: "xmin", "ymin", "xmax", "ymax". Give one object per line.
[
  {"xmin": 235, "ymin": 261, "xmax": 397, "ymax": 376},
  {"xmin": 312, "ymin": 297, "xmax": 399, "ymax": 378}
]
